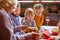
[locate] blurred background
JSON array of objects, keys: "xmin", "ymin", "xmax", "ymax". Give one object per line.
[{"xmin": 17, "ymin": 0, "xmax": 60, "ymax": 26}]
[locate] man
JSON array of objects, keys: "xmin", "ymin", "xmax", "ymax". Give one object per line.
[{"xmin": 0, "ymin": 0, "xmax": 40, "ymax": 40}]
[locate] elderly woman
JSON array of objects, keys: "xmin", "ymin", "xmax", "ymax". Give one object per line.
[
  {"xmin": 0, "ymin": 0, "xmax": 40, "ymax": 40},
  {"xmin": 33, "ymin": 4, "xmax": 44, "ymax": 30}
]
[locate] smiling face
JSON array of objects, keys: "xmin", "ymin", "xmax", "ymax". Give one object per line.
[
  {"xmin": 25, "ymin": 8, "xmax": 35, "ymax": 20},
  {"xmin": 3, "ymin": 4, "xmax": 16, "ymax": 13},
  {"xmin": 13, "ymin": 7, "xmax": 21, "ymax": 16},
  {"xmin": 35, "ymin": 7, "xmax": 44, "ymax": 16},
  {"xmin": 35, "ymin": 8, "xmax": 41, "ymax": 16},
  {"xmin": 0, "ymin": 0, "xmax": 17, "ymax": 13},
  {"xmin": 34, "ymin": 4, "xmax": 44, "ymax": 16},
  {"xmin": 26, "ymin": 13, "xmax": 35, "ymax": 21},
  {"xmin": 10, "ymin": 4, "xmax": 16, "ymax": 13}
]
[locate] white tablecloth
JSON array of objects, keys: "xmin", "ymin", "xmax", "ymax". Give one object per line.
[{"xmin": 40, "ymin": 26, "xmax": 57, "ymax": 33}]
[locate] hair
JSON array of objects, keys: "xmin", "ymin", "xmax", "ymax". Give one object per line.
[
  {"xmin": 0, "ymin": 0, "xmax": 17, "ymax": 9},
  {"xmin": 25, "ymin": 8, "xmax": 34, "ymax": 18},
  {"xmin": 33, "ymin": 4, "xmax": 44, "ymax": 14},
  {"xmin": 17, "ymin": 3, "xmax": 21, "ymax": 8}
]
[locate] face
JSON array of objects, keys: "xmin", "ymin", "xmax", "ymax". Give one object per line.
[
  {"xmin": 26, "ymin": 13, "xmax": 34, "ymax": 20},
  {"xmin": 6, "ymin": 4, "xmax": 16, "ymax": 13},
  {"xmin": 14, "ymin": 7, "xmax": 21, "ymax": 16},
  {"xmin": 10, "ymin": 4, "xmax": 16, "ymax": 13},
  {"xmin": 35, "ymin": 8, "xmax": 43, "ymax": 16}
]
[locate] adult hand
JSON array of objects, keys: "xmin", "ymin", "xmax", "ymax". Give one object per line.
[
  {"xmin": 22, "ymin": 27, "xmax": 38, "ymax": 33},
  {"xmin": 14, "ymin": 25, "xmax": 28, "ymax": 33},
  {"xmin": 24, "ymin": 32, "xmax": 40, "ymax": 40}
]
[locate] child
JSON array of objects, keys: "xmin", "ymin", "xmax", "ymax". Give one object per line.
[
  {"xmin": 33, "ymin": 4, "xmax": 44, "ymax": 30},
  {"xmin": 22, "ymin": 8, "xmax": 36, "ymax": 27},
  {"xmin": 21, "ymin": 8, "xmax": 38, "ymax": 33}
]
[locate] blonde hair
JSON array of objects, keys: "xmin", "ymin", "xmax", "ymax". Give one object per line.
[
  {"xmin": 25, "ymin": 8, "xmax": 34, "ymax": 18},
  {"xmin": 0, "ymin": 0, "xmax": 17, "ymax": 8},
  {"xmin": 17, "ymin": 3, "xmax": 21, "ymax": 8},
  {"xmin": 33, "ymin": 4, "xmax": 44, "ymax": 14}
]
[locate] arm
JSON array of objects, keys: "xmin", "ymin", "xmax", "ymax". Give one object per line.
[
  {"xmin": 16, "ymin": 32, "xmax": 40, "ymax": 40},
  {"xmin": 14, "ymin": 25, "xmax": 28, "ymax": 33}
]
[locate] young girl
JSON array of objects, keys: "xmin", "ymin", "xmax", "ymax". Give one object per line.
[
  {"xmin": 22, "ymin": 8, "xmax": 36, "ymax": 27},
  {"xmin": 34, "ymin": 4, "xmax": 44, "ymax": 30},
  {"xmin": 21, "ymin": 8, "xmax": 38, "ymax": 33}
]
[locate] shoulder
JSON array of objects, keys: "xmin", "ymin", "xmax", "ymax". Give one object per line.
[
  {"xmin": 0, "ymin": 10, "xmax": 5, "ymax": 22},
  {"xmin": 0, "ymin": 10, "xmax": 9, "ymax": 21},
  {"xmin": 0, "ymin": 10, "xmax": 4, "ymax": 17}
]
